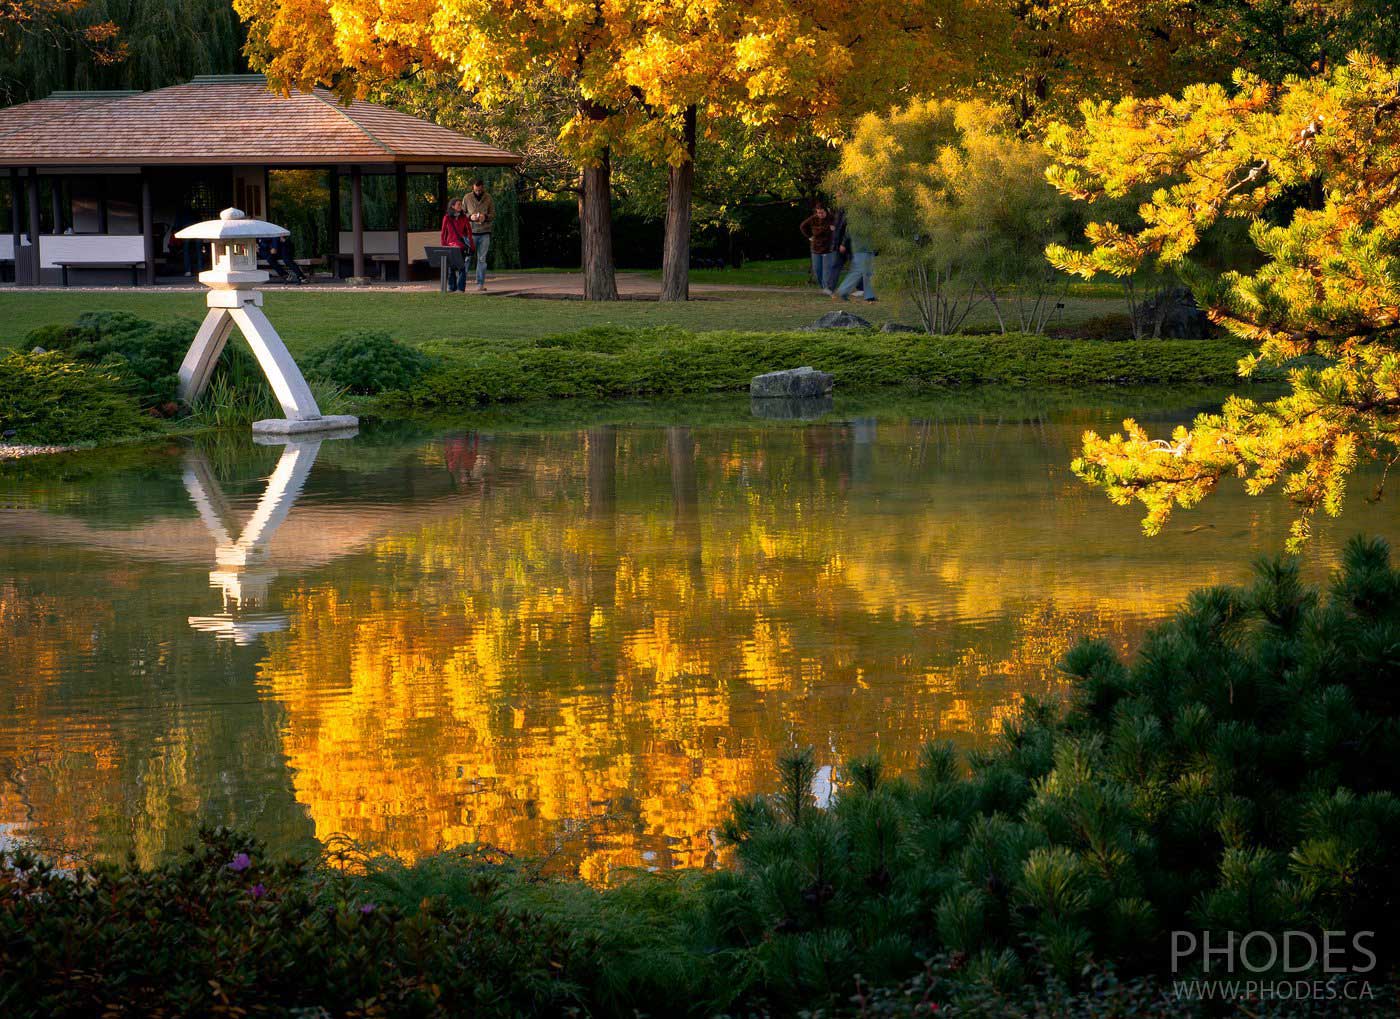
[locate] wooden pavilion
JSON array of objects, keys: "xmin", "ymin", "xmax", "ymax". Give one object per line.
[{"xmin": 0, "ymin": 75, "xmax": 519, "ymax": 286}]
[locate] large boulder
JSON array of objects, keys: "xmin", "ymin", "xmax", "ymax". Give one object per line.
[
  {"xmin": 750, "ymin": 366, "xmax": 835, "ymax": 399},
  {"xmin": 803, "ymin": 310, "xmax": 872, "ymax": 331}
]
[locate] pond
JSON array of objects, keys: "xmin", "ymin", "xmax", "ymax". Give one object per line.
[{"xmin": 2, "ymin": 390, "xmax": 1396, "ymax": 881}]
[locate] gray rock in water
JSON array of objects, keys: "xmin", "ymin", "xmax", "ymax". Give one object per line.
[
  {"xmin": 805, "ymin": 310, "xmax": 872, "ymax": 331},
  {"xmin": 750, "ymin": 395, "xmax": 834, "ymax": 421},
  {"xmin": 879, "ymin": 322, "xmax": 923, "ymax": 334},
  {"xmin": 751, "ymin": 366, "xmax": 835, "ymax": 399}
]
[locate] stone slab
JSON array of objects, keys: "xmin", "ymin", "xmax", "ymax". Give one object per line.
[{"xmin": 251, "ymin": 415, "xmax": 359, "ymax": 437}]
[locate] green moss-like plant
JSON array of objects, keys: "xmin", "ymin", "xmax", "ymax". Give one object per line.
[
  {"xmin": 0, "ymin": 350, "xmax": 152, "ymax": 445},
  {"xmin": 304, "ymin": 329, "xmax": 435, "ymax": 395}
]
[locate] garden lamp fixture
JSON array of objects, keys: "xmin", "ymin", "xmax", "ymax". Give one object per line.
[{"xmin": 174, "ymin": 208, "xmax": 357, "ymax": 435}]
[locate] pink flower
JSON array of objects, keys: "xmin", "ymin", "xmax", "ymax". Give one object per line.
[
  {"xmin": 249, "ymin": 883, "xmax": 267, "ymax": 899},
  {"xmin": 228, "ymin": 853, "xmax": 252, "ymax": 872},
  {"xmin": 359, "ymin": 903, "xmax": 376, "ymax": 914}
]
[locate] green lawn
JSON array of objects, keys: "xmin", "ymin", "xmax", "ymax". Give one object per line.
[
  {"xmin": 642, "ymin": 256, "xmax": 814, "ymax": 287},
  {"xmin": 0, "ymin": 285, "xmax": 1127, "ymax": 352}
]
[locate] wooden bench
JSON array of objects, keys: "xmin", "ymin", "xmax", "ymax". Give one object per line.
[
  {"xmin": 54, "ymin": 260, "xmax": 146, "ymax": 287},
  {"xmin": 368, "ymin": 253, "xmax": 399, "ymax": 281}
]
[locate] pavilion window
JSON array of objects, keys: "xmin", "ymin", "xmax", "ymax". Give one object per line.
[
  {"xmin": 104, "ymin": 176, "xmax": 141, "ymax": 235},
  {"xmin": 44, "ymin": 174, "xmax": 144, "ymax": 235},
  {"xmin": 335, "ymin": 172, "xmax": 439, "ymax": 231}
]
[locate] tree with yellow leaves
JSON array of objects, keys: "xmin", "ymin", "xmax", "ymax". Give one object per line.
[
  {"xmin": 1046, "ymin": 53, "xmax": 1400, "ymax": 547},
  {"xmin": 236, "ymin": 0, "xmax": 996, "ymax": 301}
]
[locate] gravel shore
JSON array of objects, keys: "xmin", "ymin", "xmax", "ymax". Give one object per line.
[{"xmin": 0, "ymin": 443, "xmax": 74, "ymax": 460}]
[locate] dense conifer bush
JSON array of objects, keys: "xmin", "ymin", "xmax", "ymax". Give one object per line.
[
  {"xmin": 0, "ymin": 350, "xmax": 152, "ymax": 445},
  {"xmin": 303, "ymin": 329, "xmax": 435, "ymax": 395},
  {"xmin": 22, "ymin": 311, "xmax": 267, "ymax": 412},
  {"xmin": 7, "ymin": 542, "xmax": 1400, "ymax": 1015}
]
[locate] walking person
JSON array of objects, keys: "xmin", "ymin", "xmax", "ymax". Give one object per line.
[
  {"xmin": 826, "ymin": 207, "xmax": 849, "ymax": 292},
  {"xmin": 833, "ymin": 229, "xmax": 877, "ymax": 303},
  {"xmin": 440, "ymin": 197, "xmax": 474, "ymax": 293},
  {"xmin": 464, "ymin": 179, "xmax": 495, "ymax": 291},
  {"xmin": 799, "ymin": 200, "xmax": 837, "ymax": 295}
]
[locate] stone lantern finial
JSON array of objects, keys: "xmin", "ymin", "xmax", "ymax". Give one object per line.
[{"xmin": 173, "ymin": 207, "xmax": 357, "ymax": 436}]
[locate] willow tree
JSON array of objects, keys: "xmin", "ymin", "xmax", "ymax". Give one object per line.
[
  {"xmin": 1046, "ymin": 54, "xmax": 1400, "ymax": 547},
  {"xmin": 0, "ymin": 0, "xmax": 244, "ymax": 103}
]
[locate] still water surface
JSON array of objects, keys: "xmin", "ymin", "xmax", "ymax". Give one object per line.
[{"xmin": 2, "ymin": 394, "xmax": 1395, "ymax": 880}]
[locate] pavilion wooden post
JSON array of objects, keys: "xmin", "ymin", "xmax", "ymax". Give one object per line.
[
  {"xmin": 8, "ymin": 168, "xmax": 18, "ymax": 283},
  {"xmin": 327, "ymin": 168, "xmax": 340, "ymax": 278},
  {"xmin": 49, "ymin": 180, "xmax": 61, "ymax": 234},
  {"xmin": 26, "ymin": 167, "xmax": 41, "ymax": 286},
  {"xmin": 395, "ymin": 164, "xmax": 409, "ymax": 284},
  {"xmin": 350, "ymin": 166, "xmax": 365, "ymax": 280},
  {"xmin": 141, "ymin": 171, "xmax": 155, "ymax": 285}
]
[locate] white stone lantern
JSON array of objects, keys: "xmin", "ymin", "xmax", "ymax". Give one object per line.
[{"xmin": 175, "ymin": 208, "xmax": 356, "ymax": 435}]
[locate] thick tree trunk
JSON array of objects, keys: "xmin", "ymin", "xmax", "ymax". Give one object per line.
[
  {"xmin": 578, "ymin": 149, "xmax": 618, "ymax": 301},
  {"xmin": 660, "ymin": 106, "xmax": 698, "ymax": 302}
]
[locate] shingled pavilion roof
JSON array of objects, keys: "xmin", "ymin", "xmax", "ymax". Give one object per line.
[{"xmin": 0, "ymin": 75, "xmax": 520, "ymax": 168}]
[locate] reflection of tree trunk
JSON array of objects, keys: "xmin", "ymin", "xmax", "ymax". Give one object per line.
[
  {"xmin": 666, "ymin": 426, "xmax": 704, "ymax": 587},
  {"xmin": 585, "ymin": 426, "xmax": 618, "ymax": 609},
  {"xmin": 660, "ymin": 106, "xmax": 697, "ymax": 303}
]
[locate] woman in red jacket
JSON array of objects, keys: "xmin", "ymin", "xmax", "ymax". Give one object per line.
[{"xmin": 440, "ymin": 198, "xmax": 475, "ymax": 292}]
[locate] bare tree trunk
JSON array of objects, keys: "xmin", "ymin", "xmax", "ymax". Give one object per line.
[
  {"xmin": 579, "ymin": 148, "xmax": 618, "ymax": 301},
  {"xmin": 660, "ymin": 106, "xmax": 698, "ymax": 302}
]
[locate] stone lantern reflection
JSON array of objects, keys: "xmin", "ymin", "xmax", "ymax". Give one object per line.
[
  {"xmin": 175, "ymin": 208, "xmax": 357, "ymax": 436},
  {"xmin": 183, "ymin": 431, "xmax": 352, "ymax": 645}
]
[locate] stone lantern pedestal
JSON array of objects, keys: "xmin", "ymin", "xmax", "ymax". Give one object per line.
[{"xmin": 175, "ymin": 208, "xmax": 357, "ymax": 435}]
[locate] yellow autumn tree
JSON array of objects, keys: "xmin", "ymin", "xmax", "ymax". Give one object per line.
[
  {"xmin": 1046, "ymin": 53, "xmax": 1400, "ymax": 547},
  {"xmin": 236, "ymin": 0, "xmax": 999, "ymax": 301}
]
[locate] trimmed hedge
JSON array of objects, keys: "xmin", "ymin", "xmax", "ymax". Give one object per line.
[{"xmin": 385, "ymin": 327, "xmax": 1254, "ymax": 410}]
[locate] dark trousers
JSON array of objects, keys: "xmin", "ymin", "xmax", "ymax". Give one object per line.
[{"xmin": 266, "ymin": 239, "xmax": 305, "ymax": 281}]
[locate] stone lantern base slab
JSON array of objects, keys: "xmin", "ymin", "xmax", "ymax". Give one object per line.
[{"xmin": 251, "ymin": 415, "xmax": 359, "ymax": 437}]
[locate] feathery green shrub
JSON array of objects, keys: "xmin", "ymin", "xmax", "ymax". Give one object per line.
[
  {"xmin": 303, "ymin": 329, "xmax": 435, "ymax": 395},
  {"xmin": 22, "ymin": 310, "xmax": 272, "ymax": 412},
  {"xmin": 0, "ymin": 350, "xmax": 152, "ymax": 445},
  {"xmin": 382, "ymin": 326, "xmax": 1251, "ymax": 410}
]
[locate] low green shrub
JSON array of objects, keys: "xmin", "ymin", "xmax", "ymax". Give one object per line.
[
  {"xmin": 21, "ymin": 311, "xmax": 274, "ymax": 413},
  {"xmin": 0, "ymin": 828, "xmax": 584, "ymax": 1018},
  {"xmin": 9, "ymin": 541, "xmax": 1400, "ymax": 1016},
  {"xmin": 304, "ymin": 329, "xmax": 435, "ymax": 395},
  {"xmin": 0, "ymin": 350, "xmax": 153, "ymax": 445},
  {"xmin": 384, "ymin": 327, "xmax": 1251, "ymax": 411}
]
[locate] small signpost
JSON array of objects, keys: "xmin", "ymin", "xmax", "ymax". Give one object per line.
[{"xmin": 175, "ymin": 208, "xmax": 357, "ymax": 435}]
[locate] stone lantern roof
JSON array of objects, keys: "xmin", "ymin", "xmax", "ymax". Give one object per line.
[{"xmin": 174, "ymin": 207, "xmax": 287, "ymax": 242}]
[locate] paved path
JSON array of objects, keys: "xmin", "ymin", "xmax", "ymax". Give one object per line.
[{"xmin": 1, "ymin": 271, "xmax": 793, "ymax": 298}]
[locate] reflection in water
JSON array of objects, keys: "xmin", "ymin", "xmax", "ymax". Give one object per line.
[
  {"xmin": 2, "ymin": 403, "xmax": 1397, "ymax": 877},
  {"xmin": 185, "ymin": 437, "xmax": 339, "ymax": 644}
]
